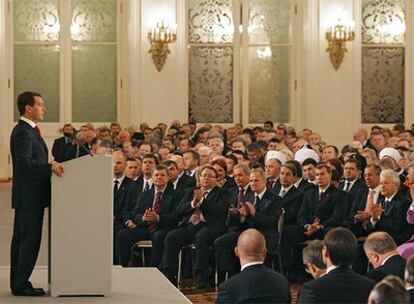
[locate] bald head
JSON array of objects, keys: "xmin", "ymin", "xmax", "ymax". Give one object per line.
[{"xmin": 236, "ymin": 229, "xmax": 266, "ymax": 263}]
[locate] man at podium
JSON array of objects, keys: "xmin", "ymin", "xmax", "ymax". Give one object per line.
[{"xmin": 10, "ymin": 91, "xmax": 63, "ymax": 296}]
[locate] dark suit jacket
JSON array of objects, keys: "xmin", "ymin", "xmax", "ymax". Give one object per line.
[
  {"xmin": 51, "ymin": 136, "xmax": 72, "ymax": 162},
  {"xmin": 366, "ymin": 254, "xmax": 406, "ymax": 282},
  {"xmin": 64, "ymin": 143, "xmax": 90, "ymax": 161},
  {"xmin": 132, "ymin": 187, "xmax": 178, "ymax": 230},
  {"xmin": 297, "ymin": 185, "xmax": 348, "ymax": 229},
  {"xmin": 242, "ymin": 189, "xmax": 282, "ymax": 251},
  {"xmin": 176, "ymin": 173, "xmax": 196, "ymax": 194},
  {"xmin": 222, "ymin": 176, "xmax": 236, "ymax": 189},
  {"xmin": 348, "ymin": 187, "xmax": 383, "ymax": 221},
  {"xmin": 298, "ymin": 268, "xmax": 376, "ymax": 304},
  {"xmin": 114, "ymin": 177, "xmax": 136, "ymax": 225},
  {"xmin": 216, "ymin": 264, "xmax": 290, "ymax": 304},
  {"xmin": 340, "ymin": 177, "xmax": 367, "ymax": 212},
  {"xmin": 267, "ymin": 178, "xmax": 282, "ymax": 195},
  {"xmin": 280, "ymin": 186, "xmax": 303, "ymax": 225},
  {"xmin": 227, "ymin": 186, "xmax": 254, "ymax": 229},
  {"xmin": 296, "ymin": 179, "xmax": 316, "ymax": 193},
  {"xmin": 176, "ymin": 186, "xmax": 230, "ymax": 232},
  {"xmin": 367, "ymin": 192, "xmax": 412, "ymax": 245},
  {"xmin": 10, "ymin": 120, "xmax": 52, "ymax": 209}
]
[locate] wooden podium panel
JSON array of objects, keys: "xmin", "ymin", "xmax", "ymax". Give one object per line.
[{"xmin": 50, "ymin": 155, "xmax": 113, "ymax": 297}]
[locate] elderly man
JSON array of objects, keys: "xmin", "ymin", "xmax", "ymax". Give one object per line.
[
  {"xmin": 216, "ymin": 229, "xmax": 290, "ymax": 304},
  {"xmin": 164, "ymin": 165, "xmax": 230, "ymax": 288},
  {"xmin": 364, "ymin": 232, "xmax": 407, "ymax": 282},
  {"xmin": 366, "ymin": 169, "xmax": 411, "ymax": 245}
]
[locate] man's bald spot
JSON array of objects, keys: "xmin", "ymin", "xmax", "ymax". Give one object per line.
[{"xmin": 237, "ymin": 229, "xmax": 266, "ymax": 258}]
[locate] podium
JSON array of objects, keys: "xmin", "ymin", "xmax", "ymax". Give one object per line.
[{"xmin": 50, "ymin": 155, "xmax": 113, "ymax": 297}]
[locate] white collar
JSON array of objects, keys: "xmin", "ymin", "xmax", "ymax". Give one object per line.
[
  {"xmin": 294, "ymin": 178, "xmax": 303, "ymax": 188},
  {"xmin": 281, "ymin": 184, "xmax": 294, "ymax": 193},
  {"xmin": 241, "ymin": 261, "xmax": 263, "ymax": 272},
  {"xmin": 255, "ymin": 188, "xmax": 267, "ymax": 200},
  {"xmin": 326, "ymin": 265, "xmax": 338, "ymax": 274},
  {"xmin": 385, "ymin": 192, "xmax": 397, "ymax": 202},
  {"xmin": 406, "ymin": 286, "xmax": 414, "ymax": 291},
  {"xmin": 20, "ymin": 116, "xmax": 36, "ymax": 128},
  {"xmin": 319, "ymin": 185, "xmax": 330, "ymax": 194},
  {"xmin": 114, "ymin": 175, "xmax": 125, "ymax": 185},
  {"xmin": 381, "ymin": 253, "xmax": 398, "ymax": 266}
]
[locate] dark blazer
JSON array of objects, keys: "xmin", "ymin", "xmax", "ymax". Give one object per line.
[
  {"xmin": 10, "ymin": 120, "xmax": 51, "ymax": 209},
  {"xmin": 298, "ymin": 268, "xmax": 376, "ymax": 304},
  {"xmin": 267, "ymin": 178, "xmax": 282, "ymax": 195},
  {"xmin": 340, "ymin": 177, "xmax": 367, "ymax": 212},
  {"xmin": 366, "ymin": 254, "xmax": 406, "ymax": 282},
  {"xmin": 132, "ymin": 187, "xmax": 178, "ymax": 229},
  {"xmin": 280, "ymin": 186, "xmax": 303, "ymax": 225},
  {"xmin": 242, "ymin": 189, "xmax": 282, "ymax": 251},
  {"xmin": 222, "ymin": 176, "xmax": 236, "ymax": 189},
  {"xmin": 296, "ymin": 179, "xmax": 316, "ymax": 193},
  {"xmin": 51, "ymin": 136, "xmax": 72, "ymax": 162},
  {"xmin": 216, "ymin": 264, "xmax": 290, "ymax": 304},
  {"xmin": 176, "ymin": 173, "xmax": 196, "ymax": 194},
  {"xmin": 366, "ymin": 192, "xmax": 412, "ymax": 245},
  {"xmin": 114, "ymin": 177, "xmax": 136, "ymax": 225},
  {"xmin": 348, "ymin": 187, "xmax": 383, "ymax": 221},
  {"xmin": 227, "ymin": 186, "xmax": 254, "ymax": 228},
  {"xmin": 297, "ymin": 185, "xmax": 348, "ymax": 230},
  {"xmin": 64, "ymin": 143, "xmax": 90, "ymax": 161},
  {"xmin": 176, "ymin": 186, "xmax": 230, "ymax": 232}
]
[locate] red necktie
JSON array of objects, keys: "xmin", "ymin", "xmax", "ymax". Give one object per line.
[
  {"xmin": 149, "ymin": 192, "xmax": 162, "ymax": 233},
  {"xmin": 237, "ymin": 187, "xmax": 245, "ymax": 208},
  {"xmin": 34, "ymin": 125, "xmax": 41, "ymax": 137}
]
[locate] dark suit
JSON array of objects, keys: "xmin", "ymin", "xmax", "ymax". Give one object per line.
[
  {"xmin": 176, "ymin": 173, "xmax": 196, "ymax": 194},
  {"xmin": 280, "ymin": 186, "xmax": 303, "ymax": 226},
  {"xmin": 10, "ymin": 120, "xmax": 52, "ymax": 292},
  {"xmin": 298, "ymin": 268, "xmax": 376, "ymax": 303},
  {"xmin": 116, "ymin": 187, "xmax": 177, "ymax": 267},
  {"xmin": 216, "ymin": 264, "xmax": 290, "ymax": 304},
  {"xmin": 51, "ymin": 136, "xmax": 72, "ymax": 162},
  {"xmin": 267, "ymin": 177, "xmax": 281, "ymax": 195},
  {"xmin": 63, "ymin": 143, "xmax": 90, "ymax": 161},
  {"xmin": 296, "ymin": 178, "xmax": 316, "ymax": 193},
  {"xmin": 366, "ymin": 192, "xmax": 412, "ymax": 245},
  {"xmin": 366, "ymin": 254, "xmax": 406, "ymax": 282},
  {"xmin": 164, "ymin": 186, "xmax": 230, "ymax": 283},
  {"xmin": 340, "ymin": 177, "xmax": 367, "ymax": 213},
  {"xmin": 215, "ymin": 189, "xmax": 282, "ymax": 274}
]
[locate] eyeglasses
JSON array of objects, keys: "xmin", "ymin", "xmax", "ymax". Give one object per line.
[{"xmin": 200, "ymin": 174, "xmax": 216, "ymax": 179}]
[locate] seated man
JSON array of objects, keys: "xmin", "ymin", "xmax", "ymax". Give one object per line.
[
  {"xmin": 339, "ymin": 158, "xmax": 367, "ymax": 204},
  {"xmin": 116, "ymin": 165, "xmax": 178, "ymax": 267},
  {"xmin": 298, "ymin": 228, "xmax": 376, "ymax": 303},
  {"xmin": 215, "ymin": 166, "xmax": 281, "ymax": 280},
  {"xmin": 366, "ymin": 169, "xmax": 412, "ymax": 245},
  {"xmin": 345, "ymin": 165, "xmax": 382, "ymax": 237},
  {"xmin": 368, "ymin": 275, "xmax": 410, "ymax": 304},
  {"xmin": 216, "ymin": 229, "xmax": 290, "ymax": 304},
  {"xmin": 164, "ymin": 165, "xmax": 230, "ymax": 288},
  {"xmin": 302, "ymin": 240, "xmax": 326, "ymax": 279},
  {"xmin": 364, "ymin": 231, "xmax": 406, "ymax": 282}
]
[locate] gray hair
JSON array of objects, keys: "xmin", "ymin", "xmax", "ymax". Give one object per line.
[
  {"xmin": 302, "ymin": 240, "xmax": 325, "ymax": 269},
  {"xmin": 199, "ymin": 146, "xmax": 213, "ymax": 154},
  {"xmin": 362, "ymin": 148, "xmax": 377, "ymax": 159},
  {"xmin": 208, "ymin": 137, "xmax": 224, "ymax": 147},
  {"xmin": 368, "ymin": 275, "xmax": 409, "ymax": 304},
  {"xmin": 363, "ymin": 232, "xmax": 397, "ymax": 254},
  {"xmin": 380, "ymin": 169, "xmax": 400, "ymax": 186},
  {"xmin": 233, "ymin": 163, "xmax": 251, "ymax": 175}
]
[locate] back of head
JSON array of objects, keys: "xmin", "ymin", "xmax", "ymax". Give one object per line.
[
  {"xmin": 323, "ymin": 227, "xmax": 357, "ymax": 268},
  {"xmin": 364, "ymin": 232, "xmax": 396, "ymax": 255},
  {"xmin": 369, "ymin": 275, "xmax": 409, "ymax": 304},
  {"xmin": 237, "ymin": 229, "xmax": 266, "ymax": 262},
  {"xmin": 405, "ymin": 255, "xmax": 414, "ymax": 286},
  {"xmin": 303, "ymin": 240, "xmax": 326, "ymax": 269}
]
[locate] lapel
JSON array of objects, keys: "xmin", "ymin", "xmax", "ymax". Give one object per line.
[
  {"xmin": 158, "ymin": 191, "xmax": 172, "ymax": 214},
  {"xmin": 384, "ymin": 195, "xmax": 397, "ymax": 216}
]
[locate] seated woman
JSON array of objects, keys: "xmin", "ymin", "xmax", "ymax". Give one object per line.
[
  {"xmin": 211, "ymin": 158, "xmax": 235, "ymax": 189},
  {"xmin": 397, "ymin": 186, "xmax": 414, "ymax": 258}
]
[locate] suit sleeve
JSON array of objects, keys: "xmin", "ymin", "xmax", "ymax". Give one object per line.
[
  {"xmin": 216, "ymin": 284, "xmax": 232, "ymax": 304},
  {"xmin": 132, "ymin": 193, "xmax": 148, "ymax": 225},
  {"xmin": 297, "ymin": 194, "xmax": 312, "ymax": 227},
  {"xmin": 12, "ymin": 128, "xmax": 51, "ymax": 178},
  {"xmin": 298, "ymin": 283, "xmax": 318, "ymax": 304},
  {"xmin": 202, "ymin": 189, "xmax": 230, "ymax": 218},
  {"xmin": 284, "ymin": 193, "xmax": 303, "ymax": 224},
  {"xmin": 320, "ymin": 192, "xmax": 348, "ymax": 228}
]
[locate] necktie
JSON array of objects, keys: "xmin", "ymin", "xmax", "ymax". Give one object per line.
[
  {"xmin": 345, "ymin": 181, "xmax": 351, "ymax": 192},
  {"xmin": 237, "ymin": 187, "xmax": 245, "ymax": 208},
  {"xmin": 266, "ymin": 178, "xmax": 274, "ymax": 189},
  {"xmin": 144, "ymin": 181, "xmax": 150, "ymax": 192},
  {"xmin": 319, "ymin": 191, "xmax": 325, "ymax": 201},
  {"xmin": 149, "ymin": 192, "xmax": 162, "ymax": 233},
  {"xmin": 253, "ymin": 195, "xmax": 259, "ymax": 206},
  {"xmin": 34, "ymin": 125, "xmax": 41, "ymax": 137},
  {"xmin": 113, "ymin": 180, "xmax": 119, "ymax": 197},
  {"xmin": 279, "ymin": 189, "xmax": 287, "ymax": 198},
  {"xmin": 383, "ymin": 199, "xmax": 391, "ymax": 210}
]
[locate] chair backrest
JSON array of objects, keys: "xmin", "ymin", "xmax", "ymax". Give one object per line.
[{"xmin": 277, "ymin": 208, "xmax": 285, "ymax": 245}]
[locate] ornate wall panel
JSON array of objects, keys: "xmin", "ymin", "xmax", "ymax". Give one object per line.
[
  {"xmin": 362, "ymin": 0, "xmax": 405, "ymax": 44},
  {"xmin": 188, "ymin": 0, "xmax": 233, "ymax": 43},
  {"xmin": 14, "ymin": 45, "xmax": 60, "ymax": 122},
  {"xmin": 189, "ymin": 47, "xmax": 233, "ymax": 123},
  {"xmin": 361, "ymin": 47, "xmax": 404, "ymax": 123},
  {"xmin": 71, "ymin": 0, "xmax": 117, "ymax": 42},
  {"xmin": 248, "ymin": 0, "xmax": 291, "ymax": 44},
  {"xmin": 72, "ymin": 45, "xmax": 117, "ymax": 122},
  {"xmin": 249, "ymin": 47, "xmax": 290, "ymax": 123},
  {"xmin": 13, "ymin": 0, "xmax": 60, "ymax": 41}
]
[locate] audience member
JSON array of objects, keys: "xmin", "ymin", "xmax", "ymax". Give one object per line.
[
  {"xmin": 368, "ymin": 275, "xmax": 409, "ymax": 304},
  {"xmin": 302, "ymin": 240, "xmax": 326, "ymax": 279}
]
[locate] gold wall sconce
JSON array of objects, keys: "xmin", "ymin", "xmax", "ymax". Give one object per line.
[
  {"xmin": 147, "ymin": 20, "xmax": 177, "ymax": 72},
  {"xmin": 325, "ymin": 19, "xmax": 355, "ymax": 70}
]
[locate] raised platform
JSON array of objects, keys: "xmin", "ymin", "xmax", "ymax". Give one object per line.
[{"xmin": 0, "ymin": 266, "xmax": 191, "ymax": 304}]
